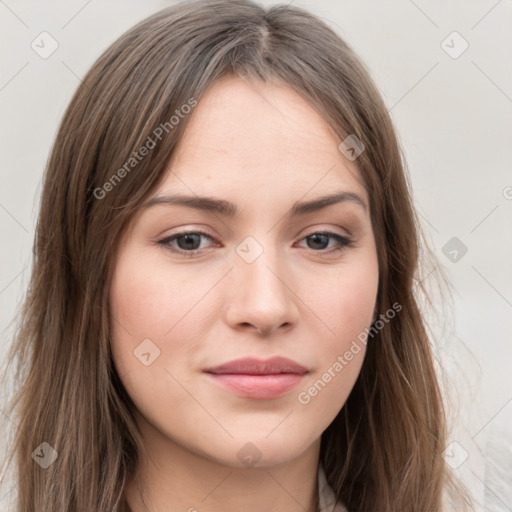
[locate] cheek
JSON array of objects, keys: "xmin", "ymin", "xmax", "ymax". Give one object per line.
[
  {"xmin": 109, "ymin": 251, "xmax": 196, "ymax": 383},
  {"xmin": 108, "ymin": 249, "xmax": 231, "ymax": 394},
  {"xmin": 108, "ymin": 252, "xmax": 215, "ymax": 418},
  {"xmin": 109, "ymin": 250, "xmax": 216, "ymax": 342},
  {"xmin": 294, "ymin": 252, "xmax": 378, "ymax": 416},
  {"xmin": 303, "ymin": 252, "xmax": 379, "ymax": 345}
]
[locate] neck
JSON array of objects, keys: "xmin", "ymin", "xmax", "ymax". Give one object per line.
[{"xmin": 124, "ymin": 415, "xmax": 321, "ymax": 512}]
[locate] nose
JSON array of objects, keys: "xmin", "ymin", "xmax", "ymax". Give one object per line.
[{"xmin": 224, "ymin": 243, "xmax": 300, "ymax": 337}]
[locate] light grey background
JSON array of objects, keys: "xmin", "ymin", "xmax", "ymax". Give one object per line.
[{"xmin": 1, "ymin": 1, "xmax": 511, "ymax": 510}]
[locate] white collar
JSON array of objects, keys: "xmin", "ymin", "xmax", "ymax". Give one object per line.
[{"xmin": 317, "ymin": 464, "xmax": 348, "ymax": 512}]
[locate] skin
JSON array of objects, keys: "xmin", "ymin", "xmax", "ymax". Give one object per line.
[{"xmin": 110, "ymin": 75, "xmax": 379, "ymax": 512}]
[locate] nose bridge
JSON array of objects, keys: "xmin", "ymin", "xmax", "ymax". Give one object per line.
[{"xmin": 227, "ymin": 235, "xmax": 298, "ymax": 333}]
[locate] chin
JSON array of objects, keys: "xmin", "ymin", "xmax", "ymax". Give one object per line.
[{"xmin": 197, "ymin": 431, "xmax": 318, "ymax": 469}]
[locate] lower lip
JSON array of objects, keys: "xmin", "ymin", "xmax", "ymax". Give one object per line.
[{"xmin": 205, "ymin": 373, "xmax": 305, "ymax": 399}]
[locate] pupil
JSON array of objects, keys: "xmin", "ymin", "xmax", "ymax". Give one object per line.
[
  {"xmin": 178, "ymin": 233, "xmax": 201, "ymax": 250},
  {"xmin": 308, "ymin": 234, "xmax": 328, "ymax": 250}
]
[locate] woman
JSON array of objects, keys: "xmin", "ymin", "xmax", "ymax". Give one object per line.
[{"xmin": 1, "ymin": 0, "xmax": 473, "ymax": 510}]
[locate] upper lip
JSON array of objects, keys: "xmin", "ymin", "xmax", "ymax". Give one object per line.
[{"xmin": 204, "ymin": 357, "xmax": 308, "ymax": 375}]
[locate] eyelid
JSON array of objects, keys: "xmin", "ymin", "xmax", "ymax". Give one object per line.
[{"xmin": 298, "ymin": 224, "xmax": 352, "ymax": 239}]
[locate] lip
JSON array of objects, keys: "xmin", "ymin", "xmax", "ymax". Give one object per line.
[{"xmin": 204, "ymin": 357, "xmax": 308, "ymax": 399}]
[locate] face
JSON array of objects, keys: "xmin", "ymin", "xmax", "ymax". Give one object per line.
[{"xmin": 110, "ymin": 76, "xmax": 379, "ymax": 468}]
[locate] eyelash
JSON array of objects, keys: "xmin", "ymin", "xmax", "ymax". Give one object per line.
[{"xmin": 157, "ymin": 230, "xmax": 354, "ymax": 257}]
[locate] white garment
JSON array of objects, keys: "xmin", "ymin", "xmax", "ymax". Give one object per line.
[{"xmin": 317, "ymin": 464, "xmax": 348, "ymax": 512}]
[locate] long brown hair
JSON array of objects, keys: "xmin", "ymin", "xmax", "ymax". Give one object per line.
[{"xmin": 1, "ymin": 0, "xmax": 473, "ymax": 510}]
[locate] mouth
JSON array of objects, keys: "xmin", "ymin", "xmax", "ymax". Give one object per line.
[{"xmin": 203, "ymin": 356, "xmax": 308, "ymax": 399}]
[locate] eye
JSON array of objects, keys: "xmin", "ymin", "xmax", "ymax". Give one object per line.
[
  {"xmin": 157, "ymin": 229, "xmax": 353, "ymax": 257},
  {"xmin": 157, "ymin": 231, "xmax": 215, "ymax": 255},
  {"xmin": 297, "ymin": 231, "xmax": 353, "ymax": 252}
]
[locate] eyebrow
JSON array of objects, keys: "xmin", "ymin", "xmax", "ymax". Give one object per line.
[{"xmin": 145, "ymin": 190, "xmax": 367, "ymax": 217}]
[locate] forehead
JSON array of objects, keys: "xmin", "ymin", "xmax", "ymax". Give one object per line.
[{"xmin": 161, "ymin": 75, "xmax": 367, "ymax": 204}]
